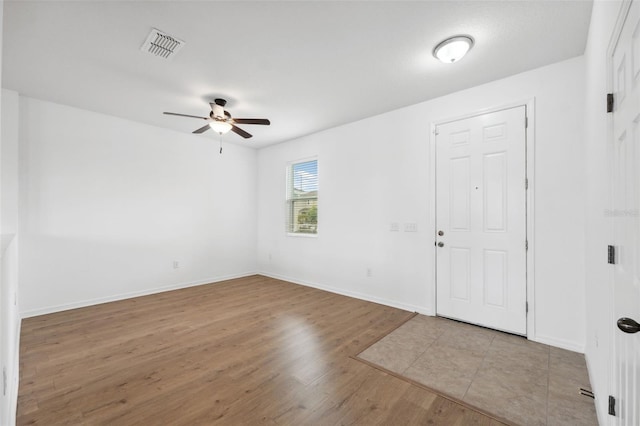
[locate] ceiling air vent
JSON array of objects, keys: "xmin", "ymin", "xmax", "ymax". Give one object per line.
[{"xmin": 140, "ymin": 28, "xmax": 185, "ymax": 59}]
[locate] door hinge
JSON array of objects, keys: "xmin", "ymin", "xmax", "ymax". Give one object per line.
[
  {"xmin": 526, "ymin": 302, "xmax": 529, "ymax": 313},
  {"xmin": 525, "ymin": 240, "xmax": 529, "ymax": 251},
  {"xmin": 525, "ymin": 178, "xmax": 529, "ymax": 190},
  {"xmin": 608, "ymin": 395, "xmax": 616, "ymax": 416},
  {"xmin": 608, "ymin": 245, "xmax": 616, "ymax": 264},
  {"xmin": 525, "ymin": 116, "xmax": 529, "ymax": 128},
  {"xmin": 607, "ymin": 93, "xmax": 614, "ymax": 113}
]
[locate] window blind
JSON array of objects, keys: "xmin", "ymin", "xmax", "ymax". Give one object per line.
[{"xmin": 286, "ymin": 159, "xmax": 318, "ymax": 234}]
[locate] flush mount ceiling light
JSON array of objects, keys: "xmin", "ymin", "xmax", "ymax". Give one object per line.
[{"xmin": 433, "ymin": 35, "xmax": 474, "ymax": 63}]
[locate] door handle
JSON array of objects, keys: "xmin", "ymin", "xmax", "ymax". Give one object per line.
[
  {"xmin": 438, "ymin": 242, "xmax": 444, "ymax": 247},
  {"xmin": 617, "ymin": 317, "xmax": 640, "ymax": 334}
]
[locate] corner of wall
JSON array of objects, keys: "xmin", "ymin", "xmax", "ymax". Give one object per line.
[
  {"xmin": 1, "ymin": 234, "xmax": 20, "ymax": 426},
  {"xmin": 8, "ymin": 316, "xmax": 21, "ymax": 425}
]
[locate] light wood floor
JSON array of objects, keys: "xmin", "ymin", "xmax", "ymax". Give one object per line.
[{"xmin": 18, "ymin": 275, "xmax": 507, "ymax": 425}]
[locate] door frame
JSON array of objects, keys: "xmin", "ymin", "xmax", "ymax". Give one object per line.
[
  {"xmin": 606, "ymin": 0, "xmax": 634, "ymax": 420},
  {"xmin": 428, "ymin": 98, "xmax": 536, "ymax": 339}
]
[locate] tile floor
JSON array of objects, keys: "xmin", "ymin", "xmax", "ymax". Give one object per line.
[{"xmin": 357, "ymin": 315, "xmax": 597, "ymax": 426}]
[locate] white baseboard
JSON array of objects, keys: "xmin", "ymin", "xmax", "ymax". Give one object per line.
[
  {"xmin": 259, "ymin": 271, "xmax": 434, "ymax": 316},
  {"xmin": 21, "ymin": 272, "xmax": 258, "ymax": 318},
  {"xmin": 530, "ymin": 333, "xmax": 585, "ymax": 353},
  {"xmin": 259, "ymin": 274, "xmax": 586, "ymax": 353}
]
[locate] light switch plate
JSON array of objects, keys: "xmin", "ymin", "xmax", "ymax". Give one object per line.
[{"xmin": 404, "ymin": 223, "xmax": 418, "ymax": 232}]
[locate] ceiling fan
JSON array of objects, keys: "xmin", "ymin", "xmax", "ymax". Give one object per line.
[{"xmin": 163, "ymin": 98, "xmax": 270, "ymax": 139}]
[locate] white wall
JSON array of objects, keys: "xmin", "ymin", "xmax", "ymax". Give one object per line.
[
  {"xmin": 583, "ymin": 1, "xmax": 625, "ymax": 423},
  {"xmin": 17, "ymin": 97, "xmax": 258, "ymax": 316},
  {"xmin": 1, "ymin": 90, "xmax": 18, "ymax": 235},
  {"xmin": 257, "ymin": 56, "xmax": 586, "ymax": 352}
]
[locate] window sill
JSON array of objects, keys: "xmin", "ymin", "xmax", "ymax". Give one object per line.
[{"xmin": 287, "ymin": 232, "xmax": 318, "ymax": 238}]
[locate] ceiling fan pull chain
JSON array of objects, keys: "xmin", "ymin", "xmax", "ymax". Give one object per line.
[{"xmin": 219, "ymin": 133, "xmax": 223, "ymax": 154}]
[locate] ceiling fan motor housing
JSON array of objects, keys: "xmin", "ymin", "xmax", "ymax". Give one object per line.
[{"xmin": 212, "ymin": 104, "xmax": 226, "ymax": 120}]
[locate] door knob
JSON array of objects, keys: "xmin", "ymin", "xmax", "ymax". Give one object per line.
[
  {"xmin": 617, "ymin": 317, "xmax": 640, "ymax": 334},
  {"xmin": 438, "ymin": 230, "xmax": 444, "ymax": 236},
  {"xmin": 438, "ymin": 242, "xmax": 444, "ymax": 247}
]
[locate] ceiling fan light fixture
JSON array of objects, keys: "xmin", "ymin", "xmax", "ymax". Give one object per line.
[
  {"xmin": 433, "ymin": 35, "xmax": 474, "ymax": 64},
  {"xmin": 210, "ymin": 121, "xmax": 232, "ymax": 134}
]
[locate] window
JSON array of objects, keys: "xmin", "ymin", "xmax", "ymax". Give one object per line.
[{"xmin": 286, "ymin": 159, "xmax": 318, "ymax": 235}]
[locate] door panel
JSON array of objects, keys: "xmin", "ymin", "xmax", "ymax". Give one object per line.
[
  {"xmin": 611, "ymin": 1, "xmax": 640, "ymax": 424},
  {"xmin": 436, "ymin": 106, "xmax": 527, "ymax": 335},
  {"xmin": 450, "ymin": 157, "xmax": 471, "ymax": 230},
  {"xmin": 484, "ymin": 249, "xmax": 507, "ymax": 308},
  {"xmin": 483, "ymin": 151, "xmax": 507, "ymax": 231},
  {"xmin": 450, "ymin": 247, "xmax": 471, "ymax": 301}
]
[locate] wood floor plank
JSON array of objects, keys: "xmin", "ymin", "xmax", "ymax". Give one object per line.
[{"xmin": 18, "ymin": 275, "xmax": 508, "ymax": 425}]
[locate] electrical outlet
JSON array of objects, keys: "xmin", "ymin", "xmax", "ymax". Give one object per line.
[
  {"xmin": 173, "ymin": 261, "xmax": 180, "ymax": 269},
  {"xmin": 390, "ymin": 222, "xmax": 400, "ymax": 232},
  {"xmin": 366, "ymin": 267, "xmax": 372, "ymax": 277}
]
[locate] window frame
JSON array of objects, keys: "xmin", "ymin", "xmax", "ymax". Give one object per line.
[{"xmin": 286, "ymin": 157, "xmax": 318, "ymax": 237}]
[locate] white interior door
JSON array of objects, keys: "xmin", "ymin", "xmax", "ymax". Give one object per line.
[
  {"xmin": 610, "ymin": 1, "xmax": 640, "ymax": 423},
  {"xmin": 435, "ymin": 106, "xmax": 527, "ymax": 335}
]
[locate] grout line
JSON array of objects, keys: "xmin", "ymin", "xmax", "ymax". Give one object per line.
[
  {"xmin": 399, "ymin": 344, "xmax": 429, "ymax": 376},
  {"xmin": 461, "ymin": 333, "xmax": 496, "ymax": 400},
  {"xmin": 399, "ymin": 326, "xmax": 446, "ymax": 376}
]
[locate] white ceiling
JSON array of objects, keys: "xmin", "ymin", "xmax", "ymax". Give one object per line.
[{"xmin": 3, "ymin": 1, "xmax": 593, "ymax": 148}]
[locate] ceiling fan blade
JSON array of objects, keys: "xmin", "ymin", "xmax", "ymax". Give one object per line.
[
  {"xmin": 232, "ymin": 118, "xmax": 271, "ymax": 125},
  {"xmin": 164, "ymin": 112, "xmax": 208, "ymax": 120},
  {"xmin": 231, "ymin": 124, "xmax": 253, "ymax": 139},
  {"xmin": 193, "ymin": 124, "xmax": 211, "ymax": 134}
]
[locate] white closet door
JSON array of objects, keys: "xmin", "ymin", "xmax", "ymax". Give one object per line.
[{"xmin": 611, "ymin": 1, "xmax": 640, "ymax": 423}]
